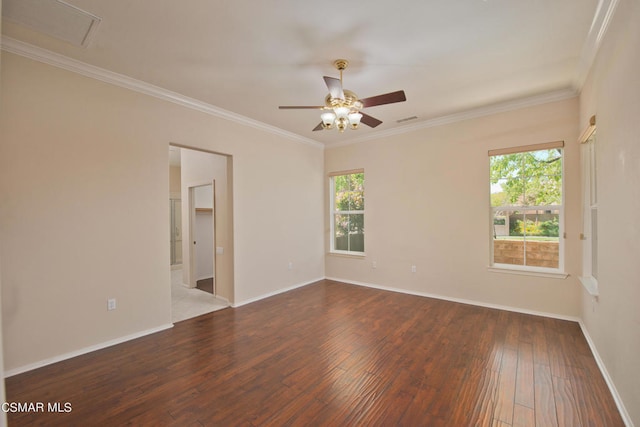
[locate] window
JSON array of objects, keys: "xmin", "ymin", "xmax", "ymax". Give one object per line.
[
  {"xmin": 588, "ymin": 134, "xmax": 598, "ymax": 279},
  {"xmin": 579, "ymin": 116, "xmax": 598, "ymax": 293},
  {"xmin": 330, "ymin": 170, "xmax": 364, "ymax": 254},
  {"xmin": 489, "ymin": 142, "xmax": 564, "ymax": 273}
]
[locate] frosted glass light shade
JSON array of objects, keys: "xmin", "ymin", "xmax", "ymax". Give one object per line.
[
  {"xmin": 334, "ymin": 107, "xmax": 350, "ymax": 119},
  {"xmin": 348, "ymin": 112, "xmax": 362, "ymax": 129},
  {"xmin": 321, "ymin": 112, "xmax": 336, "ymax": 127}
]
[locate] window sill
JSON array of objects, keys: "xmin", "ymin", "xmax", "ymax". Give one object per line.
[
  {"xmin": 328, "ymin": 251, "xmax": 366, "ymax": 259},
  {"xmin": 488, "ymin": 265, "xmax": 569, "ymax": 279},
  {"xmin": 578, "ymin": 276, "xmax": 599, "ymax": 296}
]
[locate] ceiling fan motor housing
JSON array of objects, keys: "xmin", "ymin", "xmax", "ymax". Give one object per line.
[
  {"xmin": 324, "ymin": 90, "xmax": 363, "ymax": 111},
  {"xmin": 278, "ymin": 58, "xmax": 406, "ymax": 132}
]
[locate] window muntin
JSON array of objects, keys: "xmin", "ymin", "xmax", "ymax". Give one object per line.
[
  {"xmin": 490, "ymin": 146, "xmax": 563, "ymax": 271},
  {"xmin": 330, "ymin": 171, "xmax": 364, "ymax": 254}
]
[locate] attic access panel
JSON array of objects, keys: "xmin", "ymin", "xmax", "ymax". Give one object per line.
[{"xmin": 2, "ymin": 0, "xmax": 101, "ymax": 47}]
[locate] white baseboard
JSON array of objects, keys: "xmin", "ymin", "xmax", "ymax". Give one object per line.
[
  {"xmin": 578, "ymin": 321, "xmax": 634, "ymax": 427},
  {"xmin": 4, "ymin": 323, "xmax": 174, "ymax": 378},
  {"xmin": 232, "ymin": 277, "xmax": 324, "ymax": 308},
  {"xmin": 325, "ymin": 276, "xmax": 579, "ymax": 322}
]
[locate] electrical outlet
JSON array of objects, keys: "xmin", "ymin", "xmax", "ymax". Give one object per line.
[
  {"xmin": 107, "ymin": 298, "xmax": 116, "ymax": 311},
  {"xmin": 288, "ymin": 261, "xmax": 293, "ymax": 270},
  {"xmin": 372, "ymin": 261, "xmax": 377, "ymax": 269},
  {"xmin": 411, "ymin": 265, "xmax": 417, "ymax": 273}
]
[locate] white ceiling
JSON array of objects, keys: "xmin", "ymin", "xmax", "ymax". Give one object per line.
[{"xmin": 2, "ymin": 0, "xmax": 604, "ymax": 146}]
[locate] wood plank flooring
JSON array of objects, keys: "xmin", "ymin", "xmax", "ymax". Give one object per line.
[
  {"xmin": 5, "ymin": 280, "xmax": 624, "ymax": 426},
  {"xmin": 196, "ymin": 277, "xmax": 214, "ymax": 294}
]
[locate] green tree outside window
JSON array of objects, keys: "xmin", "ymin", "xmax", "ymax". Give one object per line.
[{"xmin": 333, "ymin": 172, "xmax": 364, "ymax": 252}]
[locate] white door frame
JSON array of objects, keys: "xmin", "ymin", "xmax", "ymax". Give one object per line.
[{"xmin": 188, "ymin": 181, "xmax": 216, "ymax": 294}]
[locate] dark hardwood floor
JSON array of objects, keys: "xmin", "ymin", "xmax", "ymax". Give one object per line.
[
  {"xmin": 196, "ymin": 277, "xmax": 214, "ymax": 294},
  {"xmin": 6, "ymin": 280, "xmax": 624, "ymax": 426}
]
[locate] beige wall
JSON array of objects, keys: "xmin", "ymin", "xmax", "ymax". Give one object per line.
[
  {"xmin": 0, "ymin": 52, "xmax": 324, "ymax": 373},
  {"xmin": 579, "ymin": 0, "xmax": 640, "ymax": 423},
  {"xmin": 325, "ymin": 97, "xmax": 582, "ymax": 317}
]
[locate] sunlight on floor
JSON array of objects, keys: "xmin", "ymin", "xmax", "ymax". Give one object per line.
[{"xmin": 171, "ymin": 269, "xmax": 228, "ymax": 323}]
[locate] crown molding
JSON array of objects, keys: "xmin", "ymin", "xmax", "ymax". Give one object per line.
[
  {"xmin": 4, "ymin": 3, "xmax": 613, "ymax": 153},
  {"xmin": 0, "ymin": 36, "xmax": 324, "ymax": 149},
  {"xmin": 327, "ymin": 0, "xmax": 620, "ymax": 149},
  {"xmin": 572, "ymin": 0, "xmax": 620, "ymax": 91},
  {"xmin": 326, "ymin": 87, "xmax": 578, "ymax": 148}
]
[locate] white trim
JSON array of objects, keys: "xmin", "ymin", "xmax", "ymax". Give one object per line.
[
  {"xmin": 578, "ymin": 321, "xmax": 634, "ymax": 427},
  {"xmin": 0, "ymin": 0, "xmax": 619, "ymax": 151},
  {"xmin": 325, "ymin": 276, "xmax": 579, "ymax": 322},
  {"xmin": 3, "ymin": 323, "xmax": 174, "ymax": 378},
  {"xmin": 326, "ymin": 89, "xmax": 577, "ymax": 147},
  {"xmin": 0, "ymin": 37, "xmax": 324, "ymax": 150},
  {"xmin": 327, "ymin": 251, "xmax": 366, "ymax": 258},
  {"xmin": 581, "ymin": 136, "xmax": 599, "ymax": 289},
  {"xmin": 488, "ymin": 140, "xmax": 564, "ymax": 157},
  {"xmin": 488, "ymin": 266, "xmax": 569, "ymax": 279},
  {"xmin": 573, "ymin": 0, "xmax": 621, "ymax": 90},
  {"xmin": 578, "ymin": 276, "xmax": 599, "ymax": 296},
  {"xmin": 0, "ymin": 37, "xmax": 593, "ymax": 151},
  {"xmin": 231, "ymin": 277, "xmax": 324, "ymax": 308}
]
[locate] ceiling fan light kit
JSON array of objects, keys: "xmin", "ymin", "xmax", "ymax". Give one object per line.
[{"xmin": 279, "ymin": 59, "xmax": 406, "ymax": 133}]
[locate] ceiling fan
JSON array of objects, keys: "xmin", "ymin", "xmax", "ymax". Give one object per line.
[{"xmin": 279, "ymin": 59, "xmax": 407, "ymax": 132}]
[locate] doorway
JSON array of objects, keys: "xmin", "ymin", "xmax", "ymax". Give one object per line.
[
  {"xmin": 190, "ymin": 183, "xmax": 216, "ymax": 295},
  {"xmin": 168, "ymin": 144, "xmax": 233, "ymax": 323}
]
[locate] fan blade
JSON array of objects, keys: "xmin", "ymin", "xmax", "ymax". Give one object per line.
[
  {"xmin": 360, "ymin": 90, "xmax": 406, "ymax": 108},
  {"xmin": 323, "ymin": 76, "xmax": 344, "ymax": 100},
  {"xmin": 312, "ymin": 122, "xmax": 324, "ymax": 131},
  {"xmin": 360, "ymin": 113, "xmax": 383, "ymax": 128},
  {"xmin": 279, "ymin": 106, "xmax": 324, "ymax": 109}
]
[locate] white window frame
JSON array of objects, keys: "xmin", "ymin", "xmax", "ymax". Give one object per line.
[
  {"xmin": 579, "ymin": 117, "xmax": 598, "ymax": 295},
  {"xmin": 329, "ymin": 170, "xmax": 365, "ymax": 256},
  {"xmin": 488, "ymin": 142, "xmax": 566, "ymax": 277}
]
